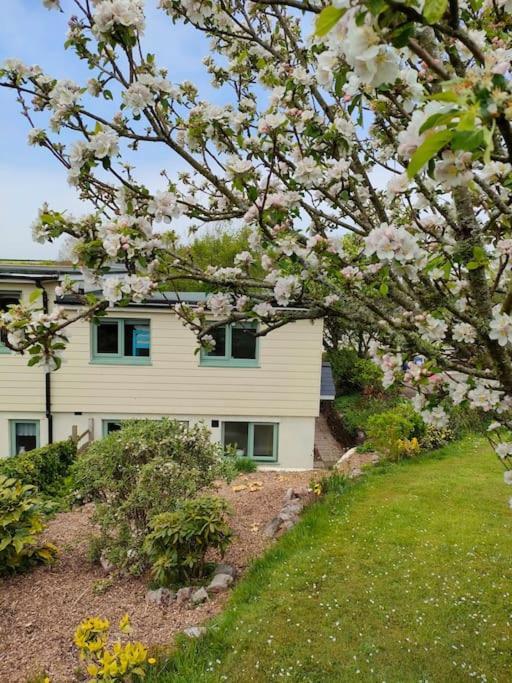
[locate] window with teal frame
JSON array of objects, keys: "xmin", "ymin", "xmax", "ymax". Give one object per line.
[
  {"xmin": 91, "ymin": 319, "xmax": 151, "ymax": 365},
  {"xmin": 0, "ymin": 291, "xmax": 20, "ymax": 354},
  {"xmin": 222, "ymin": 421, "xmax": 278, "ymax": 462},
  {"xmin": 10, "ymin": 420, "xmax": 40, "ymax": 456},
  {"xmin": 200, "ymin": 322, "xmax": 259, "ymax": 367}
]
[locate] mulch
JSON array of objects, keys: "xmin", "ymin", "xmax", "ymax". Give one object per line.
[{"xmin": 0, "ymin": 470, "xmax": 320, "ymax": 683}]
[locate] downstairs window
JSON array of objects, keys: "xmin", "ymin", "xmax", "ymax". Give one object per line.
[
  {"xmin": 222, "ymin": 421, "xmax": 278, "ymax": 462},
  {"xmin": 10, "ymin": 420, "xmax": 40, "ymax": 456}
]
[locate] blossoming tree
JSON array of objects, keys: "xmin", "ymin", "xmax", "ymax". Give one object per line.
[{"xmin": 2, "ymin": 0, "xmax": 512, "ymax": 478}]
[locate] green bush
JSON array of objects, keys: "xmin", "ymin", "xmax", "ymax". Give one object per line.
[
  {"xmin": 233, "ymin": 457, "xmax": 257, "ymax": 474},
  {"xmin": 327, "ymin": 348, "xmax": 384, "ymax": 396},
  {"xmin": 0, "ymin": 475, "xmax": 58, "ymax": 574},
  {"xmin": 0, "ymin": 439, "xmax": 76, "ymax": 498},
  {"xmin": 335, "ymin": 392, "xmax": 402, "ymax": 439},
  {"xmin": 72, "ymin": 419, "xmax": 233, "ymax": 574},
  {"xmin": 144, "ymin": 496, "xmax": 233, "ymax": 586},
  {"xmin": 366, "ymin": 408, "xmax": 419, "ymax": 460},
  {"xmin": 420, "ymin": 425, "xmax": 454, "ymax": 450}
]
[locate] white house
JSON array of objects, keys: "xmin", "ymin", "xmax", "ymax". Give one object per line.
[{"xmin": 0, "ymin": 261, "xmax": 334, "ymax": 469}]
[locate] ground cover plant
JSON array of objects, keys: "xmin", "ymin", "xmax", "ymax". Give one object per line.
[
  {"xmin": 72, "ymin": 419, "xmax": 234, "ymax": 574},
  {"xmin": 149, "ymin": 436, "xmax": 512, "ymax": 682}
]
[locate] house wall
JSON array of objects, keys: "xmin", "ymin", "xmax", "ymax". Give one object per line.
[{"xmin": 0, "ymin": 280, "xmax": 322, "ymax": 469}]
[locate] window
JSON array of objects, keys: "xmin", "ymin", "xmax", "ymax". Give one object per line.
[
  {"xmin": 200, "ymin": 323, "xmax": 258, "ymax": 367},
  {"xmin": 102, "ymin": 418, "xmax": 189, "ymax": 437},
  {"xmin": 92, "ymin": 319, "xmax": 151, "ymax": 364},
  {"xmin": 0, "ymin": 291, "xmax": 20, "ymax": 354},
  {"xmin": 10, "ymin": 420, "xmax": 40, "ymax": 456},
  {"xmin": 103, "ymin": 420, "xmax": 123, "ymax": 436},
  {"xmin": 222, "ymin": 421, "xmax": 278, "ymax": 462}
]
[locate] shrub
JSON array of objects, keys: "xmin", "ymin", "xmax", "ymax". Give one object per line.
[
  {"xmin": 72, "ymin": 419, "xmax": 232, "ymax": 574},
  {"xmin": 420, "ymin": 425, "xmax": 454, "ymax": 450},
  {"xmin": 74, "ymin": 613, "xmax": 156, "ymax": 682},
  {"xmin": 396, "ymin": 437, "xmax": 421, "ymax": 458},
  {"xmin": 327, "ymin": 348, "xmax": 384, "ymax": 396},
  {"xmin": 0, "ymin": 475, "xmax": 57, "ymax": 574},
  {"xmin": 143, "ymin": 496, "xmax": 233, "ymax": 586},
  {"xmin": 0, "ymin": 439, "xmax": 76, "ymax": 498},
  {"xmin": 335, "ymin": 392, "xmax": 403, "ymax": 439},
  {"xmin": 366, "ymin": 409, "xmax": 418, "ymax": 460},
  {"xmin": 233, "ymin": 457, "xmax": 257, "ymax": 474}
]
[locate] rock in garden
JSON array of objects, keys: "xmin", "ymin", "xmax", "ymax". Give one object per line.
[
  {"xmin": 176, "ymin": 587, "xmax": 193, "ymax": 604},
  {"xmin": 213, "ymin": 563, "xmax": 236, "ymax": 578},
  {"xmin": 281, "ymin": 501, "xmax": 303, "ymax": 517},
  {"xmin": 99, "ymin": 553, "xmax": 114, "ymax": 573},
  {"xmin": 283, "ymin": 487, "xmax": 295, "ymax": 502},
  {"xmin": 263, "ymin": 516, "xmax": 282, "ymax": 538},
  {"xmin": 191, "ymin": 587, "xmax": 209, "ymax": 605},
  {"xmin": 207, "ymin": 573, "xmax": 233, "ymax": 594},
  {"xmin": 183, "ymin": 626, "xmax": 206, "ymax": 638},
  {"xmin": 146, "ymin": 588, "xmax": 175, "ymax": 606}
]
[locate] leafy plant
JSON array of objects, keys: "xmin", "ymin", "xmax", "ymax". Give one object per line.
[
  {"xmin": 72, "ymin": 419, "xmax": 232, "ymax": 574},
  {"xmin": 396, "ymin": 437, "xmax": 421, "ymax": 458},
  {"xmin": 74, "ymin": 614, "xmax": 156, "ymax": 682},
  {"xmin": 366, "ymin": 409, "xmax": 418, "ymax": 461},
  {"xmin": 143, "ymin": 496, "xmax": 233, "ymax": 585},
  {"xmin": 0, "ymin": 439, "xmax": 76, "ymax": 498},
  {"xmin": 327, "ymin": 348, "xmax": 384, "ymax": 397},
  {"xmin": 0, "ymin": 475, "xmax": 57, "ymax": 574},
  {"xmin": 233, "ymin": 457, "xmax": 257, "ymax": 474}
]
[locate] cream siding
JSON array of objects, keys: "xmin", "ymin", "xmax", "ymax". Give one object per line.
[
  {"xmin": 0, "ymin": 281, "xmax": 45, "ymax": 413},
  {"xmin": 52, "ymin": 308, "xmax": 323, "ymax": 417}
]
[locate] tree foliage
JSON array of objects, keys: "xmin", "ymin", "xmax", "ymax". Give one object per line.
[{"xmin": 1, "ymin": 0, "xmax": 512, "ymax": 483}]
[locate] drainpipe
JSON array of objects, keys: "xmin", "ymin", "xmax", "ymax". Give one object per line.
[{"xmin": 35, "ymin": 279, "xmax": 53, "ymax": 445}]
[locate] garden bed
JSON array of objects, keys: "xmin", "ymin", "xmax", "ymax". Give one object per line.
[{"xmin": 0, "ymin": 470, "xmax": 319, "ymax": 683}]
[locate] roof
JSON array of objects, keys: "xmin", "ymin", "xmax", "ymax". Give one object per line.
[
  {"xmin": 320, "ymin": 361, "xmax": 336, "ymax": 400},
  {"xmin": 56, "ymin": 291, "xmax": 208, "ymax": 308},
  {"xmin": 0, "ymin": 260, "xmax": 79, "ymax": 279}
]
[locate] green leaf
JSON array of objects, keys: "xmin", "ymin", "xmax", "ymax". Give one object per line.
[
  {"xmin": 407, "ymin": 129, "xmax": 453, "ymax": 178},
  {"xmin": 419, "ymin": 111, "xmax": 458, "ymax": 135},
  {"xmin": 423, "ymin": 0, "xmax": 448, "ymax": 23},
  {"xmin": 29, "ymin": 289, "xmax": 42, "ymax": 304},
  {"xmin": 430, "ymin": 91, "xmax": 460, "ymax": 103},
  {"xmin": 451, "ymin": 129, "xmax": 484, "ymax": 152},
  {"xmin": 379, "ymin": 282, "xmax": 389, "ymax": 296},
  {"xmin": 315, "ymin": 6, "xmax": 346, "ymax": 37}
]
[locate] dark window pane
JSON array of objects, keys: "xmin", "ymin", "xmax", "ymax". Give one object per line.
[
  {"xmin": 207, "ymin": 326, "xmax": 226, "ymax": 357},
  {"xmin": 124, "ymin": 321, "xmax": 150, "ymax": 357},
  {"xmin": 106, "ymin": 421, "xmax": 122, "ymax": 434},
  {"xmin": 0, "ymin": 294, "xmax": 19, "ymax": 312},
  {"xmin": 97, "ymin": 321, "xmax": 118, "ymax": 354},
  {"xmin": 15, "ymin": 422, "xmax": 37, "ymax": 454},
  {"xmin": 253, "ymin": 424, "xmax": 275, "ymax": 458},
  {"xmin": 231, "ymin": 324, "xmax": 256, "ymax": 359},
  {"xmin": 0, "ymin": 293, "xmax": 20, "ymax": 346},
  {"xmin": 224, "ymin": 422, "xmax": 249, "ymax": 456}
]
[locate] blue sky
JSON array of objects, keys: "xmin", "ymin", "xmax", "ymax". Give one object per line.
[{"xmin": 0, "ymin": 0, "xmax": 214, "ymax": 259}]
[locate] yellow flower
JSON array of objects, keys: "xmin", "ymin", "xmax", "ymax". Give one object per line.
[
  {"xmin": 119, "ymin": 613, "xmax": 132, "ymax": 634},
  {"xmin": 148, "ymin": 657, "xmax": 157, "ymax": 665}
]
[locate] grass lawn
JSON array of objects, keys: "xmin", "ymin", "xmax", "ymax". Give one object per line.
[{"xmin": 150, "ymin": 436, "xmax": 512, "ymax": 682}]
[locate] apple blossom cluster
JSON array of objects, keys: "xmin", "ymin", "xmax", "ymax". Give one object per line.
[{"xmin": 1, "ymin": 0, "xmax": 512, "ymax": 479}]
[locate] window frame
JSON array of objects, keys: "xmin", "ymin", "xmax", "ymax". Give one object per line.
[
  {"xmin": 0, "ymin": 290, "xmax": 21, "ymax": 354},
  {"xmin": 9, "ymin": 419, "xmax": 40, "ymax": 456},
  {"xmin": 91, "ymin": 318, "xmax": 151, "ymax": 365},
  {"xmin": 200, "ymin": 322, "xmax": 259, "ymax": 368},
  {"xmin": 222, "ymin": 421, "xmax": 278, "ymax": 463}
]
